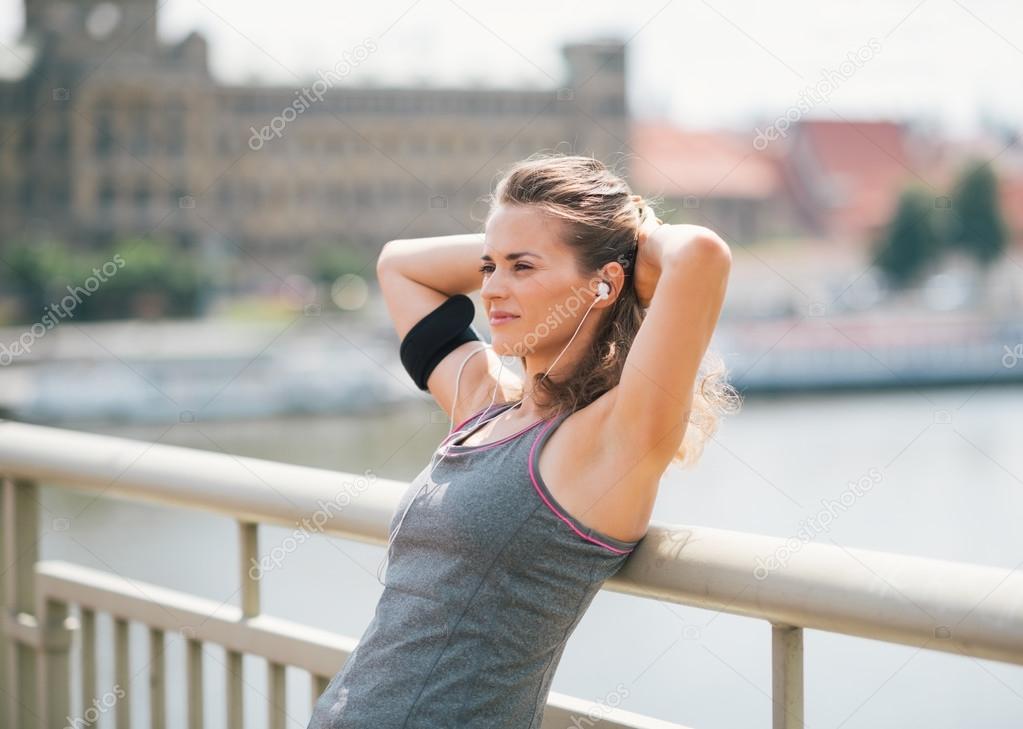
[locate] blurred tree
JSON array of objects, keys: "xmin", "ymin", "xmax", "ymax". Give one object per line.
[
  {"xmin": 84, "ymin": 237, "xmax": 210, "ymax": 319},
  {"xmin": 0, "ymin": 239, "xmax": 74, "ymax": 318},
  {"xmin": 947, "ymin": 159, "xmax": 1008, "ymax": 265},
  {"xmin": 0, "ymin": 237, "xmax": 210, "ymax": 323},
  {"xmin": 305, "ymin": 241, "xmax": 376, "ymax": 312},
  {"xmin": 873, "ymin": 185, "xmax": 944, "ymax": 290},
  {"xmin": 306, "ymin": 241, "xmax": 372, "ymax": 285},
  {"xmin": 940, "ymin": 160, "xmax": 1009, "ymax": 311}
]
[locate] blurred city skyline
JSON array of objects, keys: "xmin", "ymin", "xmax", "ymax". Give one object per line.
[
  {"xmin": 2, "ymin": 0, "xmax": 1021, "ymax": 407},
  {"xmin": 1, "ymin": 0, "xmax": 1021, "ymax": 136}
]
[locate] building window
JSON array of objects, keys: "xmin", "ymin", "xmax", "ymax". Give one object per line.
[
  {"xmin": 99, "ymin": 178, "xmax": 116, "ymax": 210},
  {"xmin": 134, "ymin": 179, "xmax": 150, "ymax": 209},
  {"xmin": 19, "ymin": 179, "xmax": 34, "ymax": 208},
  {"xmin": 166, "ymin": 101, "xmax": 186, "ymax": 156},
  {"xmin": 601, "ymin": 50, "xmax": 624, "ymax": 73},
  {"xmin": 217, "ymin": 181, "xmax": 233, "ymax": 208},
  {"xmin": 18, "ymin": 126, "xmax": 34, "ymax": 159},
  {"xmin": 94, "ymin": 112, "xmax": 115, "ymax": 157},
  {"xmin": 51, "ymin": 116, "xmax": 70, "ymax": 156},
  {"xmin": 53, "ymin": 179, "xmax": 70, "ymax": 207},
  {"xmin": 130, "ymin": 105, "xmax": 148, "ymax": 155}
]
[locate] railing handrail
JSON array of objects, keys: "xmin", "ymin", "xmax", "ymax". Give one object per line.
[{"xmin": 2, "ymin": 418, "xmax": 1022, "ymax": 671}]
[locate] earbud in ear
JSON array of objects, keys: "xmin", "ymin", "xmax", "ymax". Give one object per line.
[{"xmin": 596, "ymin": 281, "xmax": 611, "ymax": 300}]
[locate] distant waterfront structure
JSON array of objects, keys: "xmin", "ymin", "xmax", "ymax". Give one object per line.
[
  {"xmin": 3, "ymin": 0, "xmax": 1022, "ymax": 295},
  {"xmin": 0, "ymin": 0, "xmax": 628, "ymax": 282}
]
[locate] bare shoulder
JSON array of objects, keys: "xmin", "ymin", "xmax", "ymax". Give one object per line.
[
  {"xmin": 536, "ymin": 388, "xmax": 661, "ymax": 544},
  {"xmin": 428, "ymin": 341, "xmax": 524, "ymax": 429}
]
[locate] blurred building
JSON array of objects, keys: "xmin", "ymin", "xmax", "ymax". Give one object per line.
[
  {"xmin": 0, "ymin": 0, "xmax": 628, "ymax": 278},
  {"xmin": 630, "ymin": 120, "xmax": 802, "ymax": 244},
  {"xmin": 5, "ymin": 0, "xmax": 1021, "ymax": 285},
  {"xmin": 784, "ymin": 119, "xmax": 940, "ymax": 243},
  {"xmin": 630, "ymin": 118, "xmax": 1023, "ymax": 250}
]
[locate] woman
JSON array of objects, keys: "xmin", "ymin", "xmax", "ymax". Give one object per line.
[{"xmin": 308, "ymin": 154, "xmax": 738, "ymax": 728}]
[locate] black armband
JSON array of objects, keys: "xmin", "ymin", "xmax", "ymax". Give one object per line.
[{"xmin": 399, "ymin": 294, "xmax": 482, "ymax": 391}]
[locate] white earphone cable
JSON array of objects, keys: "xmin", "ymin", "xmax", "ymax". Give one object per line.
[{"xmin": 375, "ymin": 281, "xmax": 610, "ymax": 584}]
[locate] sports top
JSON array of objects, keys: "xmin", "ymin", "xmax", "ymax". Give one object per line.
[{"xmin": 308, "ymin": 400, "xmax": 645, "ymax": 729}]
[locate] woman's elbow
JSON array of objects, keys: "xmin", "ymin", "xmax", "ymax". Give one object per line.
[
  {"xmin": 665, "ymin": 230, "xmax": 732, "ymax": 273},
  {"xmin": 693, "ymin": 230, "xmax": 732, "ymax": 263},
  {"xmin": 376, "ymin": 239, "xmax": 402, "ymax": 274}
]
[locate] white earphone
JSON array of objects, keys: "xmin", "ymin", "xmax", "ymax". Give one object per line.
[{"xmin": 375, "ymin": 280, "xmax": 613, "ymax": 584}]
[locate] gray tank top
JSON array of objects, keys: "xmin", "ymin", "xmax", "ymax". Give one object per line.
[{"xmin": 308, "ymin": 400, "xmax": 644, "ymax": 729}]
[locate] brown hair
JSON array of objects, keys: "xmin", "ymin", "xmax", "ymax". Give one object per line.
[{"xmin": 483, "ymin": 152, "xmax": 741, "ymax": 468}]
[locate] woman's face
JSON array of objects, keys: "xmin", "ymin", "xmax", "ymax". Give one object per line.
[{"xmin": 481, "ymin": 203, "xmax": 601, "ymax": 358}]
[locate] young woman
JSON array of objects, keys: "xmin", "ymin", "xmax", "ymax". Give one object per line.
[{"xmin": 308, "ymin": 154, "xmax": 738, "ymax": 728}]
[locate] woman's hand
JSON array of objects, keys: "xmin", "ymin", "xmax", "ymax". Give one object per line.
[{"xmin": 632, "ymin": 202, "xmax": 665, "ymax": 308}]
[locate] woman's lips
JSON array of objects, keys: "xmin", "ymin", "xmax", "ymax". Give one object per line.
[{"xmin": 489, "ymin": 314, "xmax": 518, "ymax": 326}]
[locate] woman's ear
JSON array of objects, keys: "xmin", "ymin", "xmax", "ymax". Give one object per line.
[{"xmin": 600, "ymin": 262, "xmax": 628, "ymax": 304}]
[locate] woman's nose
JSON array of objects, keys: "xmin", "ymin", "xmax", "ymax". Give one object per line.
[{"xmin": 480, "ymin": 271, "xmax": 508, "ymax": 296}]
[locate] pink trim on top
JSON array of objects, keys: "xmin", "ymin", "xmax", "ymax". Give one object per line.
[
  {"xmin": 443, "ymin": 401, "xmax": 546, "ymax": 453},
  {"xmin": 439, "ymin": 401, "xmax": 519, "ymax": 451},
  {"xmin": 448, "ymin": 403, "xmax": 495, "ymax": 436},
  {"xmin": 447, "ymin": 415, "xmax": 548, "ymax": 454},
  {"xmin": 527, "ymin": 418, "xmax": 637, "ymax": 555}
]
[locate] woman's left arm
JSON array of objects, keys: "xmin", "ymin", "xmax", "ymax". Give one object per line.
[{"xmin": 606, "ymin": 223, "xmax": 732, "ymax": 462}]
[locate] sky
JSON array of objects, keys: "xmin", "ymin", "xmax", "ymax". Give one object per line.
[{"xmin": 0, "ymin": 0, "xmax": 1020, "ymax": 138}]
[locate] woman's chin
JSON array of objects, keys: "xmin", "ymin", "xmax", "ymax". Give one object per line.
[{"xmin": 489, "ymin": 335, "xmax": 525, "ymax": 358}]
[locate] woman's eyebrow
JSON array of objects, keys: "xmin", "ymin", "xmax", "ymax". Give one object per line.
[{"xmin": 480, "ymin": 251, "xmax": 540, "ymax": 261}]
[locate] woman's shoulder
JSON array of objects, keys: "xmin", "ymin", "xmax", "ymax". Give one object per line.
[
  {"xmin": 539, "ymin": 390, "xmax": 619, "ymax": 468},
  {"xmin": 537, "ymin": 387, "xmax": 653, "ymax": 544}
]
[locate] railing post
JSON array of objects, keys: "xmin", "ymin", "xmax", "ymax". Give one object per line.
[
  {"xmin": 149, "ymin": 626, "xmax": 166, "ymax": 729},
  {"xmin": 80, "ymin": 608, "xmax": 97, "ymax": 729},
  {"xmin": 240, "ymin": 522, "xmax": 288, "ymax": 729},
  {"xmin": 187, "ymin": 635, "xmax": 204, "ymax": 729},
  {"xmin": 239, "ymin": 521, "xmax": 260, "ymax": 618},
  {"xmin": 114, "ymin": 616, "xmax": 131, "ymax": 728},
  {"xmin": 40, "ymin": 597, "xmax": 72, "ymax": 729},
  {"xmin": 2, "ymin": 477, "xmax": 40, "ymax": 729},
  {"xmin": 312, "ymin": 675, "xmax": 330, "ymax": 708},
  {"xmin": 227, "ymin": 520, "xmax": 260, "ymax": 729},
  {"xmin": 269, "ymin": 661, "xmax": 286, "ymax": 729},
  {"xmin": 771, "ymin": 622, "xmax": 805, "ymax": 729}
]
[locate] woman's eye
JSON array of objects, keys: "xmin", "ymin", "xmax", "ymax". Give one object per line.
[{"xmin": 478, "ymin": 263, "xmax": 530, "ymax": 273}]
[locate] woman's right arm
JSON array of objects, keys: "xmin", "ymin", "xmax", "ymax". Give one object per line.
[{"xmin": 375, "ymin": 233, "xmax": 523, "ymax": 425}]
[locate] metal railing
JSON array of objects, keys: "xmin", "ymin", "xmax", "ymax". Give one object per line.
[{"xmin": 2, "ymin": 419, "xmax": 1021, "ymax": 729}]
